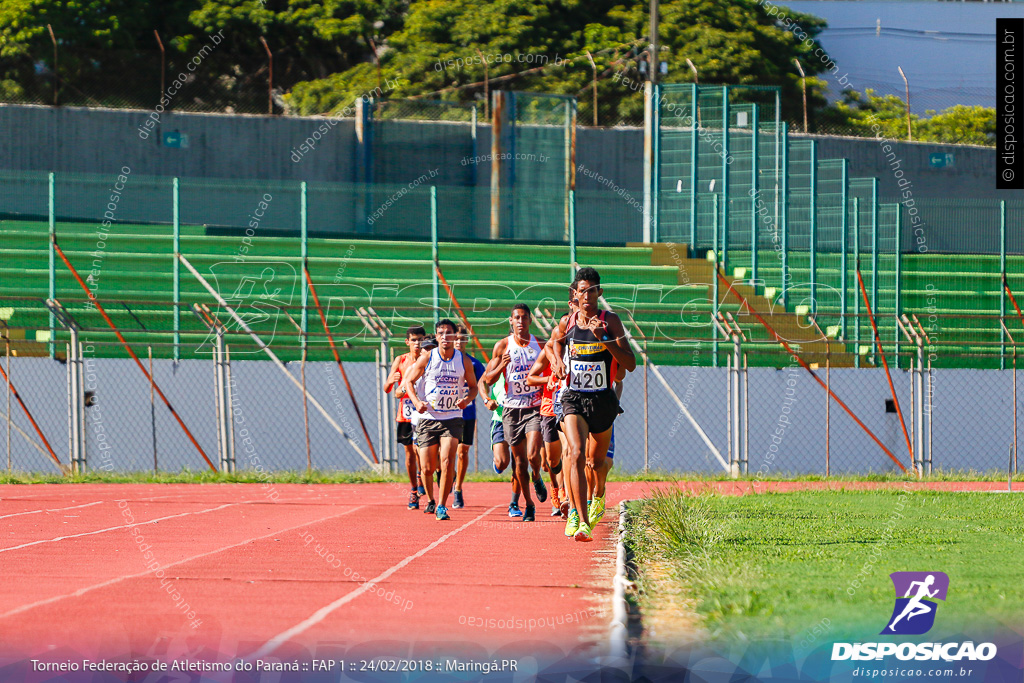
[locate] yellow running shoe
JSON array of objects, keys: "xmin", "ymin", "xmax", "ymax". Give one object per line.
[
  {"xmin": 574, "ymin": 521, "xmax": 593, "ymax": 542},
  {"xmin": 589, "ymin": 495, "xmax": 606, "ymax": 526},
  {"xmin": 565, "ymin": 508, "xmax": 580, "ymax": 537}
]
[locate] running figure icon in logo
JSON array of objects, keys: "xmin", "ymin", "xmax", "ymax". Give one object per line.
[{"xmin": 883, "ymin": 572, "xmax": 949, "ymax": 635}]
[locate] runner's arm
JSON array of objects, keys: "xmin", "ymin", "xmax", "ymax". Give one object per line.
[
  {"xmin": 457, "ymin": 354, "xmax": 479, "ymax": 409},
  {"xmin": 480, "ymin": 338, "xmax": 510, "ymax": 385},
  {"xmin": 546, "ymin": 316, "xmax": 570, "ymax": 379},
  {"xmin": 602, "ymin": 313, "xmax": 636, "ymax": 372},
  {"xmin": 402, "ymin": 355, "xmax": 430, "ymax": 412},
  {"xmin": 526, "ymin": 352, "xmax": 551, "ymax": 386},
  {"xmin": 384, "ymin": 356, "xmax": 403, "ymax": 394}
]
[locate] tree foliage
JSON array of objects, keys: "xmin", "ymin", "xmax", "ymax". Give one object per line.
[
  {"xmin": 821, "ymin": 89, "xmax": 995, "ymax": 147},
  {"xmin": 0, "ymin": 0, "xmax": 834, "ymax": 122}
]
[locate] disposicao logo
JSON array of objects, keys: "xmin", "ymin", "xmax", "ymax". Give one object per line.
[
  {"xmin": 831, "ymin": 571, "xmax": 997, "ymax": 662},
  {"xmin": 882, "ymin": 571, "xmax": 948, "ymax": 635}
]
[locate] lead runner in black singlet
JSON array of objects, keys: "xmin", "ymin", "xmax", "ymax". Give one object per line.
[{"xmin": 548, "ymin": 267, "xmax": 636, "ymax": 542}]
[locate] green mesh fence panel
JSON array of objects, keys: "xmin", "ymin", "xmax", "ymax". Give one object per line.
[
  {"xmin": 815, "ymin": 158, "xmax": 846, "ymax": 327},
  {"xmin": 656, "ymin": 85, "xmax": 697, "ymax": 247},
  {"xmin": 695, "ymin": 87, "xmax": 726, "ymax": 228},
  {"xmin": 755, "ymin": 119, "xmax": 783, "ymax": 290},
  {"xmin": 875, "ymin": 203, "xmax": 900, "ymax": 367},
  {"xmin": 785, "ymin": 139, "xmax": 813, "ymax": 312},
  {"xmin": 726, "ymin": 102, "xmax": 755, "ymax": 279},
  {"xmin": 371, "ymin": 99, "xmax": 480, "ymax": 188},
  {"xmin": 505, "ymin": 92, "xmax": 574, "ymax": 243}
]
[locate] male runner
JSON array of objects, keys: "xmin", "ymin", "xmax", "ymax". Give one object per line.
[
  {"xmin": 408, "ymin": 335, "xmax": 435, "ymax": 497},
  {"xmin": 404, "ymin": 320, "xmax": 477, "ymax": 521},
  {"xmin": 384, "ymin": 325, "xmax": 426, "ymax": 509},
  {"xmin": 479, "ymin": 370, "xmax": 525, "ymax": 517},
  {"xmin": 549, "ymin": 267, "xmax": 636, "ymax": 542},
  {"xmin": 481, "ymin": 304, "xmax": 548, "ymax": 522},
  {"xmin": 528, "ymin": 353, "xmax": 567, "ymax": 517},
  {"xmin": 584, "ymin": 375, "xmax": 623, "ymax": 527},
  {"xmin": 452, "ymin": 325, "xmax": 485, "ymax": 509}
]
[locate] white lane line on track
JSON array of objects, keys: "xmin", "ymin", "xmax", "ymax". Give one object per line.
[
  {"xmin": 0, "ymin": 505, "xmax": 365, "ymax": 619},
  {"xmin": 251, "ymin": 505, "xmax": 501, "ymax": 659},
  {"xmin": 0, "ymin": 501, "xmax": 103, "ymax": 521},
  {"xmin": 0, "ymin": 502, "xmax": 245, "ymax": 554}
]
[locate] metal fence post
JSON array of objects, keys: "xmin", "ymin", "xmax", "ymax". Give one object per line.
[
  {"xmin": 712, "ymin": 193, "xmax": 720, "ymax": 367},
  {"xmin": 650, "ymin": 89, "xmax": 659, "ymax": 243},
  {"xmin": 302, "ymin": 345, "xmax": 311, "ymax": 473},
  {"xmin": 5, "ymin": 333, "xmax": 11, "ymax": 472},
  {"xmin": 853, "ymin": 198, "xmax": 860, "ymax": 368},
  {"xmin": 643, "ymin": 338, "xmax": 649, "ymax": 472},
  {"xmin": 751, "ymin": 103, "xmax": 759, "ymax": 285},
  {"xmin": 570, "ymin": 189, "xmax": 576, "ymax": 278},
  {"xmin": 689, "ymin": 83, "xmax": 698, "ymax": 258},
  {"xmin": 149, "ymin": 346, "xmax": 157, "ymax": 474},
  {"xmin": 781, "ymin": 123, "xmax": 789, "ymax": 310},
  {"xmin": 840, "ymin": 159, "xmax": 849, "ymax": 340},
  {"xmin": 68, "ymin": 333, "xmax": 81, "ymax": 472},
  {"xmin": 895, "ymin": 207, "xmax": 903, "ymax": 369},
  {"xmin": 48, "ymin": 172, "xmax": 55, "ymax": 359},
  {"xmin": 173, "ymin": 177, "xmax": 180, "ymax": 363},
  {"xmin": 225, "ymin": 344, "xmax": 235, "ymax": 472},
  {"xmin": 1001, "ymin": 200, "xmax": 1007, "ymax": 370},
  {"xmin": 431, "ymin": 186, "xmax": 439, "ymax": 324},
  {"xmin": 301, "ymin": 181, "xmax": 308, "ymax": 349},
  {"xmin": 214, "ymin": 327, "xmax": 226, "ymax": 472},
  {"xmin": 721, "ymin": 86, "xmax": 730, "ymax": 276},
  {"xmin": 809, "ymin": 139, "xmax": 817, "ymax": 313},
  {"xmin": 871, "ymin": 178, "xmax": 879, "ymax": 330}
]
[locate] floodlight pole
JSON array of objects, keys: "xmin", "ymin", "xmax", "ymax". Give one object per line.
[
  {"xmin": 898, "ymin": 66, "xmax": 911, "ymax": 141},
  {"xmin": 794, "ymin": 59, "xmax": 808, "ymax": 134}
]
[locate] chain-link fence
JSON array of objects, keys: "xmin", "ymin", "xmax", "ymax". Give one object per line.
[{"xmin": 4, "ymin": 316, "xmax": 1022, "ymax": 478}]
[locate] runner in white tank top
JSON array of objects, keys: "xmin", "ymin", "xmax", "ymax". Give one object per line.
[
  {"xmin": 502, "ymin": 332, "xmax": 542, "ymax": 409},
  {"xmin": 404, "ymin": 319, "xmax": 478, "ymax": 521},
  {"xmin": 481, "ymin": 304, "xmax": 549, "ymax": 521}
]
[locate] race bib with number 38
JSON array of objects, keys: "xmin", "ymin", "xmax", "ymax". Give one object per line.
[
  {"xmin": 569, "ymin": 360, "xmax": 607, "ymax": 392},
  {"xmin": 401, "ymin": 398, "xmax": 414, "ymax": 420}
]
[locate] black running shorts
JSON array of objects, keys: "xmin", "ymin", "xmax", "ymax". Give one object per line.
[
  {"xmin": 560, "ymin": 388, "xmax": 619, "ymax": 435},
  {"xmin": 460, "ymin": 418, "xmax": 476, "ymax": 446},
  {"xmin": 540, "ymin": 414, "xmax": 561, "ymax": 443},
  {"xmin": 396, "ymin": 421, "xmax": 413, "ymax": 446}
]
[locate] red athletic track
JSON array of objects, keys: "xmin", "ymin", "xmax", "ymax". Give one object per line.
[{"xmin": 0, "ymin": 480, "xmax": 1008, "ymax": 664}]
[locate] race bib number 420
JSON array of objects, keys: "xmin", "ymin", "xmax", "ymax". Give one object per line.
[{"xmin": 569, "ymin": 360, "xmax": 607, "ymax": 391}]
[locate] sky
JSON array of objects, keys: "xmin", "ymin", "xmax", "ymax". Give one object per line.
[{"xmin": 784, "ymin": 0, "xmax": 1024, "ymax": 113}]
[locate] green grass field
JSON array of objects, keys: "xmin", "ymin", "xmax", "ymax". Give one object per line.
[{"xmin": 627, "ymin": 489, "xmax": 1024, "ymax": 649}]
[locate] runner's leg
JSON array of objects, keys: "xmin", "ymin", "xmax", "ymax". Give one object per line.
[
  {"xmin": 510, "ymin": 438, "xmax": 535, "ymax": 510},
  {"xmin": 419, "ymin": 443, "xmax": 438, "ymax": 504},
  {"xmin": 438, "ymin": 436, "xmax": 458, "ymax": 509},
  {"xmin": 562, "ymin": 414, "xmax": 591, "ymax": 527}
]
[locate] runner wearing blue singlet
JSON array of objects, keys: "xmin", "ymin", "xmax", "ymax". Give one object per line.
[{"xmin": 453, "ymin": 325, "xmax": 485, "ymax": 509}]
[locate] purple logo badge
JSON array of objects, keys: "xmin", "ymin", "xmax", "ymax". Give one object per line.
[{"xmin": 882, "ymin": 572, "xmax": 949, "ymax": 635}]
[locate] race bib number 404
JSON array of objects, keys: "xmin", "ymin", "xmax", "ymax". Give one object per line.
[
  {"xmin": 569, "ymin": 360, "xmax": 607, "ymax": 391},
  {"xmin": 429, "ymin": 388, "xmax": 461, "ymax": 411}
]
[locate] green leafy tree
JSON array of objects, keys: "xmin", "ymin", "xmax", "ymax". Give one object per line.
[
  {"xmin": 918, "ymin": 105, "xmax": 994, "ymax": 147},
  {"xmin": 820, "ymin": 89, "xmax": 995, "ymax": 146},
  {"xmin": 286, "ymin": 0, "xmax": 830, "ymax": 121}
]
